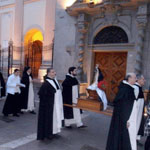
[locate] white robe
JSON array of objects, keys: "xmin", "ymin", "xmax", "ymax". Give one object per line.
[
  {"xmin": 27, "ymin": 76, "xmax": 35, "ymax": 111},
  {"xmin": 46, "ymin": 78, "xmax": 64, "ymax": 134},
  {"xmin": 65, "ymin": 85, "xmax": 83, "ymax": 127},
  {"xmin": 126, "ymin": 81, "xmax": 139, "ymax": 150},
  {"xmin": 134, "ymin": 83, "xmax": 144, "ymax": 140}
]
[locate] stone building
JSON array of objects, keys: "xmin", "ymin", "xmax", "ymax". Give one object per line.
[
  {"xmin": 54, "ymin": 0, "xmax": 150, "ymax": 101},
  {"xmin": 0, "ymin": 0, "xmax": 55, "ymax": 79},
  {"xmin": 0, "ymin": 0, "xmax": 150, "ymax": 101}
]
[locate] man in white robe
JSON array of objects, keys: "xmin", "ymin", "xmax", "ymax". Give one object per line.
[{"xmin": 2, "ymin": 69, "xmax": 25, "ymax": 117}]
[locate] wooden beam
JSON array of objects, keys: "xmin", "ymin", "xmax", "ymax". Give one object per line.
[{"xmin": 64, "ymin": 104, "xmax": 112, "ymax": 116}]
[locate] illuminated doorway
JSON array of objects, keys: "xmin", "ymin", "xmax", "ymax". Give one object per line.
[{"xmin": 24, "ymin": 29, "xmax": 43, "ymax": 78}]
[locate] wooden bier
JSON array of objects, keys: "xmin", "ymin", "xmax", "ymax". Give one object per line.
[
  {"xmin": 64, "ymin": 89, "xmax": 104, "ymax": 113},
  {"xmin": 77, "ymin": 89, "xmax": 103, "ymax": 111}
]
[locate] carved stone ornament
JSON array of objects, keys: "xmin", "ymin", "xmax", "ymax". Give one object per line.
[{"xmin": 136, "ymin": 4, "xmax": 147, "ymax": 28}]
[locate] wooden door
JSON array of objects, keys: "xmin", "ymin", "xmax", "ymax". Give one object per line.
[
  {"xmin": 25, "ymin": 40, "xmax": 42, "ymax": 78},
  {"xmin": 95, "ymin": 52, "xmax": 127, "ymax": 102}
]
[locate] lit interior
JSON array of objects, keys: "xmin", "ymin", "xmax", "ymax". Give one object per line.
[{"xmin": 24, "ymin": 29, "xmax": 43, "ymax": 45}]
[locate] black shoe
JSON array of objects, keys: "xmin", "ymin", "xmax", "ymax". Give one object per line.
[
  {"xmin": 13, "ymin": 114, "xmax": 20, "ymax": 117},
  {"xmin": 137, "ymin": 141, "xmax": 143, "ymax": 147},
  {"xmin": 37, "ymin": 138, "xmax": 44, "ymax": 141},
  {"xmin": 30, "ymin": 111, "xmax": 36, "ymax": 114},
  {"xmin": 4, "ymin": 114, "xmax": 8, "ymax": 117},
  {"xmin": 78, "ymin": 125, "xmax": 87, "ymax": 129},
  {"xmin": 19, "ymin": 111, "xmax": 24, "ymax": 114},
  {"xmin": 53, "ymin": 134, "xmax": 61, "ymax": 139},
  {"xmin": 65, "ymin": 126, "xmax": 72, "ymax": 129},
  {"xmin": 47, "ymin": 135, "xmax": 54, "ymax": 140}
]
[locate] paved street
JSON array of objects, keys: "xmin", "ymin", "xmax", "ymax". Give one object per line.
[{"xmin": 0, "ymin": 84, "xmax": 146, "ymax": 150}]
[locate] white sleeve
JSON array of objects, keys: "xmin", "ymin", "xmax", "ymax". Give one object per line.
[{"xmin": 7, "ymin": 76, "xmax": 17, "ymax": 88}]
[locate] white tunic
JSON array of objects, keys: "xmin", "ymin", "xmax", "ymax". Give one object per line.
[
  {"xmin": 124, "ymin": 80, "xmax": 138, "ymax": 150},
  {"xmin": 65, "ymin": 85, "xmax": 83, "ymax": 127},
  {"xmin": 134, "ymin": 83, "xmax": 144, "ymax": 140},
  {"xmin": 27, "ymin": 76, "xmax": 35, "ymax": 111},
  {"xmin": 46, "ymin": 78, "xmax": 64, "ymax": 134}
]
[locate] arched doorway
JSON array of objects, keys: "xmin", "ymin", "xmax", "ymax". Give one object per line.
[
  {"xmin": 93, "ymin": 26, "xmax": 128, "ymax": 102},
  {"xmin": 24, "ymin": 29, "xmax": 43, "ymax": 78}
]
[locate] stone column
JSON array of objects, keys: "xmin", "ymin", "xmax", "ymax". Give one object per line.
[
  {"xmin": 13, "ymin": 0, "xmax": 24, "ymax": 69},
  {"xmin": 76, "ymin": 13, "xmax": 88, "ymax": 82},
  {"xmin": 38, "ymin": 0, "xmax": 56, "ymax": 80},
  {"xmin": 135, "ymin": 5, "xmax": 147, "ymax": 74}
]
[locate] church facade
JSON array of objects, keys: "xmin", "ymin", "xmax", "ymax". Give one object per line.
[
  {"xmin": 53, "ymin": 0, "xmax": 150, "ymax": 101},
  {"xmin": 0, "ymin": 0, "xmax": 150, "ymax": 101}
]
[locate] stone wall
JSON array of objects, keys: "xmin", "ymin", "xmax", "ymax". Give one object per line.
[
  {"xmin": 142, "ymin": 15, "xmax": 150, "ymax": 89},
  {"xmin": 53, "ymin": 0, "xmax": 77, "ymax": 80}
]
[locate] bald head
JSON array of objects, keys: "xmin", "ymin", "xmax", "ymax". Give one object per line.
[{"xmin": 125, "ymin": 73, "xmax": 136, "ymax": 85}]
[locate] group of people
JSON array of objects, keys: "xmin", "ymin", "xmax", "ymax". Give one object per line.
[
  {"xmin": 37, "ymin": 68, "xmax": 150, "ymax": 150},
  {"xmin": 106, "ymin": 73, "xmax": 150, "ymax": 150},
  {"xmin": 1, "ymin": 66, "xmax": 150, "ymax": 150},
  {"xmin": 37, "ymin": 67, "xmax": 87, "ymax": 140},
  {"xmin": 2, "ymin": 67, "xmax": 36, "ymax": 117}
]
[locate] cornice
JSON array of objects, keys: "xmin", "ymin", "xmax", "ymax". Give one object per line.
[
  {"xmin": 24, "ymin": 0, "xmax": 42, "ymax": 5},
  {"xmin": 88, "ymin": 43, "xmax": 135, "ymax": 51},
  {"xmin": 66, "ymin": 0, "xmax": 150, "ymax": 16},
  {"xmin": 0, "ymin": 0, "xmax": 42, "ymax": 10}
]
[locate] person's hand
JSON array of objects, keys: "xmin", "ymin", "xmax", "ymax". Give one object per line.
[{"xmin": 127, "ymin": 122, "xmax": 130, "ymax": 128}]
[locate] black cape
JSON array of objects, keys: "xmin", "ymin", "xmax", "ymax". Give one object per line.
[
  {"xmin": 106, "ymin": 82, "xmax": 136, "ymax": 150},
  {"xmin": 20, "ymin": 73, "xmax": 32, "ymax": 109},
  {"xmin": 37, "ymin": 78, "xmax": 56, "ymax": 140},
  {"xmin": 135, "ymin": 84, "xmax": 145, "ymax": 136},
  {"xmin": 62, "ymin": 75, "xmax": 79, "ymax": 119},
  {"xmin": 0, "ymin": 72, "xmax": 6, "ymax": 97}
]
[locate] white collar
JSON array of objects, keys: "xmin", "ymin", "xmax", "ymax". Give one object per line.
[
  {"xmin": 135, "ymin": 82, "xmax": 141, "ymax": 87},
  {"xmin": 123, "ymin": 80, "xmax": 134, "ymax": 88},
  {"xmin": 67, "ymin": 73, "xmax": 75, "ymax": 78}
]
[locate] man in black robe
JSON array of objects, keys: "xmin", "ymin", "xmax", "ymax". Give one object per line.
[
  {"xmin": 134, "ymin": 74, "xmax": 145, "ymax": 146},
  {"xmin": 62, "ymin": 67, "xmax": 86, "ymax": 128},
  {"xmin": 106, "ymin": 73, "xmax": 137, "ymax": 150},
  {"xmin": 37, "ymin": 68, "xmax": 64, "ymax": 140}
]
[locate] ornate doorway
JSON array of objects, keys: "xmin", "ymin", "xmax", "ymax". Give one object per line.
[
  {"xmin": 95, "ymin": 52, "xmax": 127, "ymax": 102},
  {"xmin": 24, "ymin": 29, "xmax": 43, "ymax": 78}
]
